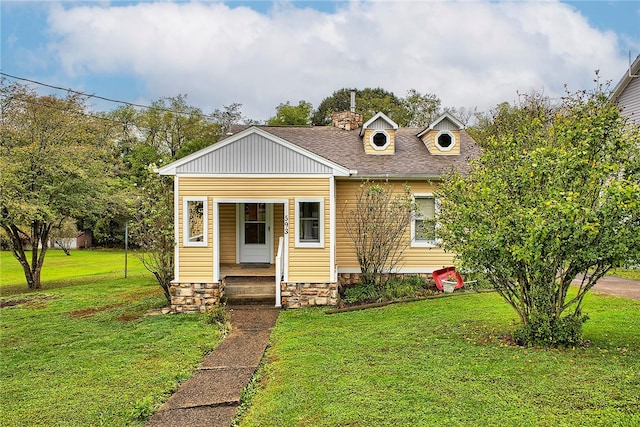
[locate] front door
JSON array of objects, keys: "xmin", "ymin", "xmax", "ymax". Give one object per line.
[{"xmin": 239, "ymin": 203, "xmax": 272, "ymax": 263}]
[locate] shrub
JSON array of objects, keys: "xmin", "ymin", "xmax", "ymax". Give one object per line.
[
  {"xmin": 343, "ymin": 283, "xmax": 381, "ymax": 304},
  {"xmin": 343, "ymin": 275, "xmax": 430, "ymax": 304},
  {"xmin": 513, "ymin": 313, "xmax": 588, "ymax": 347},
  {"xmin": 383, "ymin": 275, "xmax": 425, "ymax": 300}
]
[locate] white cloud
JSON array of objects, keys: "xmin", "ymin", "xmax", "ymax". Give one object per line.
[{"xmin": 46, "ymin": 0, "xmax": 629, "ymax": 121}]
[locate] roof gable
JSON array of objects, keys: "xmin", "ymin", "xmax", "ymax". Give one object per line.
[
  {"xmin": 157, "ymin": 127, "xmax": 350, "ymax": 176},
  {"xmin": 417, "ymin": 112, "xmax": 464, "ymax": 138},
  {"xmin": 611, "ymin": 55, "xmax": 640, "ymax": 124},
  {"xmin": 360, "ymin": 112, "xmax": 398, "ymax": 135},
  {"xmin": 612, "ymin": 55, "xmax": 640, "ymax": 102}
]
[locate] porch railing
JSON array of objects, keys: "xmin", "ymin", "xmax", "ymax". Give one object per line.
[{"xmin": 275, "ymin": 236, "xmax": 284, "ymax": 308}]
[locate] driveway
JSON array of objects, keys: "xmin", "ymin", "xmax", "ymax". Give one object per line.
[{"xmin": 574, "ymin": 275, "xmax": 640, "ymax": 300}]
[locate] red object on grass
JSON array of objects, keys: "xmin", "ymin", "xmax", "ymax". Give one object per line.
[{"xmin": 432, "ymin": 267, "xmax": 464, "ymax": 291}]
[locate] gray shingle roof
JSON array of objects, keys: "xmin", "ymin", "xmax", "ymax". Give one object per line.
[{"xmin": 228, "ymin": 125, "xmax": 480, "ymax": 178}]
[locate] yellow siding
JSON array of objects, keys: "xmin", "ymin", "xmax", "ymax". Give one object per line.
[
  {"xmin": 177, "ymin": 193, "xmax": 214, "ymax": 281},
  {"xmin": 335, "ymin": 180, "xmax": 453, "ymax": 271},
  {"xmin": 421, "ymin": 130, "xmax": 461, "ymax": 155},
  {"xmin": 287, "ymin": 196, "xmax": 331, "ymax": 282},
  {"xmin": 178, "ymin": 177, "xmax": 331, "ymax": 283},
  {"xmin": 362, "ymin": 129, "xmax": 396, "ymax": 155},
  {"xmin": 219, "ymin": 203, "xmax": 236, "ymax": 264},
  {"xmin": 179, "ymin": 248, "xmax": 213, "ymax": 281}
]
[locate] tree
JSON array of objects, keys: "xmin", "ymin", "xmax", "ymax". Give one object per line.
[
  {"xmin": 341, "ymin": 181, "xmax": 417, "ymax": 288},
  {"xmin": 443, "ymin": 106, "xmax": 478, "ymax": 127},
  {"xmin": 312, "ymin": 88, "xmax": 408, "ymax": 126},
  {"xmin": 129, "ymin": 168, "xmax": 174, "ymax": 303},
  {"xmin": 402, "ymin": 89, "xmax": 442, "ymax": 127},
  {"xmin": 0, "ymin": 81, "xmax": 113, "ymax": 289},
  {"xmin": 106, "ymin": 104, "xmax": 140, "ymax": 159},
  {"xmin": 211, "ymin": 102, "xmax": 249, "ymax": 134},
  {"xmin": 267, "ymin": 100, "xmax": 313, "ymax": 126},
  {"xmin": 137, "ymin": 94, "xmax": 220, "ymax": 158},
  {"xmin": 437, "ymin": 87, "xmax": 640, "ymax": 347}
]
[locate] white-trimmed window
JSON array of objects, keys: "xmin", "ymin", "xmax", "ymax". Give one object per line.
[
  {"xmin": 370, "ymin": 130, "xmax": 390, "ymax": 150},
  {"xmin": 435, "ymin": 130, "xmax": 456, "ymax": 151},
  {"xmin": 295, "ymin": 198, "xmax": 324, "ymax": 248},
  {"xmin": 411, "ymin": 195, "xmax": 438, "ymax": 247},
  {"xmin": 183, "ymin": 197, "xmax": 207, "ymax": 247}
]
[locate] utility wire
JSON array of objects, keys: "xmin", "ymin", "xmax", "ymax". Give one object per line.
[{"xmin": 0, "ymin": 71, "xmax": 216, "ymax": 119}]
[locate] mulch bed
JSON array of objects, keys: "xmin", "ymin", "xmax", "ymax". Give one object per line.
[{"xmin": 326, "ymin": 289, "xmax": 495, "ymax": 314}]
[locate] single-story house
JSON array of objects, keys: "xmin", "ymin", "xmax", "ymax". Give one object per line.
[
  {"xmin": 612, "ymin": 54, "xmax": 640, "ymax": 125},
  {"xmin": 157, "ymin": 108, "xmax": 480, "ymax": 312}
]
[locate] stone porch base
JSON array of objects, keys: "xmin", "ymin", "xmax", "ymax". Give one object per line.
[
  {"xmin": 169, "ymin": 273, "xmax": 436, "ymax": 312},
  {"xmin": 169, "ymin": 281, "xmax": 224, "ymax": 313},
  {"xmin": 280, "ymin": 282, "xmax": 338, "ymax": 309}
]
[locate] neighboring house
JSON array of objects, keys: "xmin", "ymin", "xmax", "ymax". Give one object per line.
[
  {"xmin": 46, "ymin": 231, "xmax": 92, "ymax": 250},
  {"xmin": 158, "ymin": 109, "xmax": 479, "ymax": 312},
  {"xmin": 611, "ymin": 54, "xmax": 640, "ymax": 124}
]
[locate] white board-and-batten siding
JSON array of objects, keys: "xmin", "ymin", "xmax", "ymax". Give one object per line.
[
  {"xmin": 174, "ymin": 133, "xmax": 335, "ymax": 175},
  {"xmin": 368, "ymin": 116, "xmax": 394, "ymax": 130},
  {"xmin": 432, "ymin": 117, "xmax": 459, "ymax": 131}
]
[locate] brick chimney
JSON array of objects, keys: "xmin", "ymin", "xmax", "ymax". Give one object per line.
[{"xmin": 332, "ymin": 89, "xmax": 362, "ymax": 130}]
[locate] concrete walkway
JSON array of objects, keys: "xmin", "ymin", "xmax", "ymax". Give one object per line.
[
  {"xmin": 144, "ymin": 275, "xmax": 638, "ymax": 427},
  {"xmin": 146, "ymin": 306, "xmax": 280, "ymax": 427}
]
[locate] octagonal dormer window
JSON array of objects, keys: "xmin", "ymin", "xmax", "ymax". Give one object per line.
[
  {"xmin": 435, "ymin": 130, "xmax": 455, "ymax": 151},
  {"xmin": 371, "ymin": 130, "xmax": 390, "ymax": 150}
]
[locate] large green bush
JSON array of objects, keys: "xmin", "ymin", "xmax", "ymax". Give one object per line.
[{"xmin": 438, "ymin": 86, "xmax": 640, "ymax": 347}]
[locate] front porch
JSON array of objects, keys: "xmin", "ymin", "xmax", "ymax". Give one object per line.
[
  {"xmin": 221, "ymin": 263, "xmax": 278, "ymax": 305},
  {"xmin": 220, "ymin": 263, "xmax": 276, "ymax": 278}
]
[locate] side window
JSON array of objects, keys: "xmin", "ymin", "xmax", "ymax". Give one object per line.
[
  {"xmin": 412, "ymin": 195, "xmax": 438, "ymax": 247},
  {"xmin": 184, "ymin": 197, "xmax": 207, "ymax": 246},
  {"xmin": 295, "ymin": 199, "xmax": 324, "ymax": 248}
]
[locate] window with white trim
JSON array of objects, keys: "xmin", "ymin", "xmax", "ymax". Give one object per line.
[
  {"xmin": 183, "ymin": 197, "xmax": 207, "ymax": 246},
  {"xmin": 370, "ymin": 130, "xmax": 390, "ymax": 150},
  {"xmin": 412, "ymin": 195, "xmax": 438, "ymax": 247},
  {"xmin": 435, "ymin": 130, "xmax": 455, "ymax": 151},
  {"xmin": 295, "ymin": 198, "xmax": 324, "ymax": 248}
]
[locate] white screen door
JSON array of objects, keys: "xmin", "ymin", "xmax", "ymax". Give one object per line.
[{"xmin": 239, "ymin": 203, "xmax": 272, "ymax": 263}]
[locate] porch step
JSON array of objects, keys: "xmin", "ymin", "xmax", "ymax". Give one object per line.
[{"xmin": 224, "ymin": 276, "xmax": 276, "ymax": 305}]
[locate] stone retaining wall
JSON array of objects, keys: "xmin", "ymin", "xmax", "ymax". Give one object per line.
[
  {"xmin": 280, "ymin": 282, "xmax": 338, "ymax": 308},
  {"xmin": 169, "ymin": 281, "xmax": 223, "ymax": 313}
]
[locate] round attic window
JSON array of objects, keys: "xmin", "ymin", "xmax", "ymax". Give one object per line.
[
  {"xmin": 371, "ymin": 131, "xmax": 390, "ymax": 150},
  {"xmin": 435, "ymin": 131, "xmax": 455, "ymax": 151}
]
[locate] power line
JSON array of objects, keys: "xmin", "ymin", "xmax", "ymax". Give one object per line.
[{"xmin": 0, "ymin": 71, "xmax": 215, "ymax": 119}]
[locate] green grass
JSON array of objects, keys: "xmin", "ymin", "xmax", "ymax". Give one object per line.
[
  {"xmin": 609, "ymin": 268, "xmax": 640, "ymax": 281},
  {"xmin": 238, "ymin": 292, "xmax": 640, "ymax": 426},
  {"xmin": 1, "ymin": 249, "xmax": 145, "ymax": 294},
  {"xmin": 0, "ymin": 250, "xmax": 225, "ymax": 426}
]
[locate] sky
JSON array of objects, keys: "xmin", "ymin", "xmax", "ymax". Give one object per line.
[{"xmin": 1, "ymin": 0, "xmax": 639, "ymax": 122}]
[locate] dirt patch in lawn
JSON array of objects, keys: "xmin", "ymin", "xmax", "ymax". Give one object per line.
[
  {"xmin": 0, "ymin": 294, "xmax": 57, "ymax": 309},
  {"xmin": 69, "ymin": 303, "xmax": 121, "ymax": 318},
  {"xmin": 0, "ymin": 299, "xmax": 29, "ymax": 308}
]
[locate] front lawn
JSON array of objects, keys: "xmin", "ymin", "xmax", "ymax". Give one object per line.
[
  {"xmin": 238, "ymin": 292, "xmax": 640, "ymax": 426},
  {"xmin": 0, "ymin": 250, "xmax": 224, "ymax": 426},
  {"xmin": 1, "ymin": 249, "xmax": 142, "ymax": 295}
]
